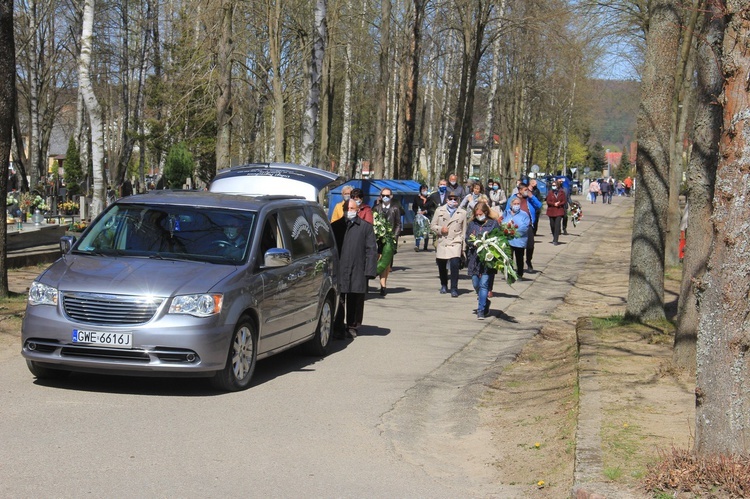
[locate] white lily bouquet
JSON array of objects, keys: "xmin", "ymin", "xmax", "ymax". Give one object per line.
[{"xmin": 469, "ymin": 223, "xmax": 519, "ymax": 284}]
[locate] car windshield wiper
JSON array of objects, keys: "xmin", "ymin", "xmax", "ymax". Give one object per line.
[{"xmin": 76, "ymin": 248, "xmax": 125, "ymax": 257}]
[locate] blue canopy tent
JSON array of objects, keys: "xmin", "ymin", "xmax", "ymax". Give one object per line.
[{"xmin": 328, "ymin": 179, "xmax": 422, "ymax": 233}]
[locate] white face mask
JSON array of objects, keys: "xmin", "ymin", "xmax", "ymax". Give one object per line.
[
  {"xmin": 447, "ymin": 200, "xmax": 458, "ymax": 208},
  {"xmin": 346, "ymin": 210, "xmax": 357, "ymax": 220},
  {"xmin": 355, "ymin": 199, "xmax": 362, "ymax": 206},
  {"xmin": 476, "ymin": 214, "xmax": 486, "ymax": 222},
  {"xmin": 381, "ymin": 196, "xmax": 391, "ymax": 204},
  {"xmin": 421, "ymin": 190, "xmax": 427, "ymax": 196},
  {"xmin": 343, "ymin": 194, "xmax": 351, "ymax": 201}
]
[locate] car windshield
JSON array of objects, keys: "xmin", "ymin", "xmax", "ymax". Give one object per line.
[{"xmin": 73, "ymin": 203, "xmax": 256, "ymax": 265}]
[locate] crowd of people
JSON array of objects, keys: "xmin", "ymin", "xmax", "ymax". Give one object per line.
[{"xmin": 329, "ymin": 173, "xmax": 627, "ymax": 336}]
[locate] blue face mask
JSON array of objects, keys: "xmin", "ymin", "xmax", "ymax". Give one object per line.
[
  {"xmin": 492, "ymin": 185, "xmax": 499, "ymax": 191},
  {"xmin": 511, "ymin": 205, "xmax": 521, "ymax": 213},
  {"xmin": 438, "ymin": 186, "xmax": 447, "ymax": 193}
]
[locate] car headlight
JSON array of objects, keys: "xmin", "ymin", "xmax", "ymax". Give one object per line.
[
  {"xmin": 168, "ymin": 294, "xmax": 223, "ymax": 317},
  {"xmin": 28, "ymin": 281, "xmax": 58, "ymax": 306}
]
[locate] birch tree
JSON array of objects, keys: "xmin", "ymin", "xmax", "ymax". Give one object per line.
[
  {"xmin": 299, "ymin": 0, "xmax": 326, "ymax": 166},
  {"xmin": 215, "ymin": 0, "xmax": 234, "ymax": 172},
  {"xmin": 78, "ymin": 0, "xmax": 105, "ymax": 216}
]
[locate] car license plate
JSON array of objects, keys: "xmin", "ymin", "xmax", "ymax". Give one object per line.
[{"xmin": 72, "ymin": 329, "xmax": 132, "ymax": 349}]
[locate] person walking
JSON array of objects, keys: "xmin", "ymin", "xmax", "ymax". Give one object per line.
[
  {"xmin": 588, "ymin": 179, "xmax": 600, "ymax": 204},
  {"xmin": 412, "ymin": 184, "xmax": 435, "ymax": 251},
  {"xmin": 528, "ymin": 178, "xmax": 543, "ymax": 235},
  {"xmin": 505, "ymin": 182, "xmax": 541, "ymax": 272},
  {"xmin": 430, "ymin": 191, "xmax": 467, "ymax": 297},
  {"xmin": 330, "ymin": 185, "xmax": 353, "ymax": 222},
  {"xmin": 465, "ymin": 202, "xmax": 500, "ymax": 320},
  {"xmin": 447, "ymin": 174, "xmax": 467, "ymax": 200},
  {"xmin": 599, "ymin": 177, "xmax": 611, "ymax": 204},
  {"xmin": 428, "ymin": 179, "xmax": 449, "ymax": 208},
  {"xmin": 373, "ymin": 187, "xmax": 402, "ymax": 296},
  {"xmin": 331, "ymin": 199, "xmax": 378, "ymax": 339},
  {"xmin": 488, "ymin": 179, "xmax": 507, "ymax": 212},
  {"xmin": 506, "ymin": 197, "xmax": 532, "ymax": 280},
  {"xmin": 350, "ymin": 188, "xmax": 373, "ymax": 224},
  {"xmin": 460, "ymin": 181, "xmax": 489, "ymax": 214},
  {"xmin": 546, "ymin": 180, "xmax": 567, "ymax": 245}
]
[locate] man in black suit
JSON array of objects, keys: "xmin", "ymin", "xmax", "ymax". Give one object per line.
[{"xmin": 428, "ymin": 178, "xmax": 449, "ymax": 209}]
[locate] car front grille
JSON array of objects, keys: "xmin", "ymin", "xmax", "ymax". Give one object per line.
[{"xmin": 62, "ymin": 292, "xmax": 164, "ymax": 325}]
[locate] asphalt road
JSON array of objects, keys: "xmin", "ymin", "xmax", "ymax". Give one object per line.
[{"xmin": 0, "ymin": 194, "xmax": 631, "ymax": 498}]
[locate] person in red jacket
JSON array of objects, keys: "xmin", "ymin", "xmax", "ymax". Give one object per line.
[{"xmin": 546, "ymin": 180, "xmax": 567, "ymax": 246}]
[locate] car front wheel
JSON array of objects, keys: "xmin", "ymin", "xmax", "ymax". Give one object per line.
[{"xmin": 212, "ymin": 318, "xmax": 258, "ymax": 391}]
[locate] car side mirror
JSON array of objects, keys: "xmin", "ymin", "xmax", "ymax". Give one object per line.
[
  {"xmin": 263, "ymin": 248, "xmax": 291, "ymax": 268},
  {"xmin": 60, "ymin": 235, "xmax": 76, "ymax": 254}
]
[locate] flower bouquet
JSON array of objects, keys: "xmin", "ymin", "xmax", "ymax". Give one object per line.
[
  {"xmin": 469, "ymin": 222, "xmax": 519, "ymax": 284},
  {"xmin": 373, "ymin": 211, "xmax": 396, "ymax": 275}
]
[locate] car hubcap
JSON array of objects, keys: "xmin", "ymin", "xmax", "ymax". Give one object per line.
[
  {"xmin": 232, "ymin": 326, "xmax": 254, "ymax": 380},
  {"xmin": 320, "ymin": 302, "xmax": 332, "ymax": 346}
]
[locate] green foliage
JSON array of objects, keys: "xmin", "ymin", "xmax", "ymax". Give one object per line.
[
  {"xmin": 588, "ymin": 142, "xmax": 607, "ymax": 171},
  {"xmin": 63, "ymin": 137, "xmax": 83, "ymax": 197},
  {"xmin": 164, "ymin": 143, "xmax": 194, "ymax": 189}
]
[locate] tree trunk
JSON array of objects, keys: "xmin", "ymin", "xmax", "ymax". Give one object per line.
[
  {"xmin": 338, "ymin": 0, "xmax": 353, "ymax": 177},
  {"xmin": 0, "ymin": 0, "xmax": 15, "ymax": 296},
  {"xmin": 397, "ymin": 0, "xmax": 423, "ymax": 181},
  {"xmin": 79, "ymin": 0, "xmax": 106, "ymax": 217},
  {"xmin": 299, "ymin": 0, "xmax": 326, "ymax": 166},
  {"xmin": 28, "ymin": 0, "xmax": 40, "ymax": 188},
  {"xmin": 666, "ymin": 0, "xmax": 702, "ymax": 268},
  {"xmin": 694, "ymin": 0, "xmax": 750, "ymax": 456},
  {"xmin": 372, "ymin": 0, "xmax": 391, "ymax": 178},
  {"xmin": 625, "ymin": 0, "xmax": 680, "ymax": 322},
  {"xmin": 215, "ymin": 0, "xmax": 233, "ymax": 173},
  {"xmin": 481, "ymin": 11, "xmax": 503, "ymax": 182},
  {"xmin": 674, "ymin": 0, "xmax": 723, "ymax": 375},
  {"xmin": 269, "ymin": 0, "xmax": 285, "ymax": 162}
]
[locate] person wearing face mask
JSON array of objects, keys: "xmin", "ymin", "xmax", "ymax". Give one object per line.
[
  {"xmin": 430, "ymin": 191, "xmax": 467, "ymax": 297},
  {"xmin": 350, "ymin": 188, "xmax": 373, "ymax": 224},
  {"xmin": 546, "ymin": 180, "xmax": 567, "ymax": 245},
  {"xmin": 373, "ymin": 188, "xmax": 403, "ymax": 296},
  {"xmin": 460, "ymin": 181, "xmax": 490, "ymax": 214},
  {"xmin": 331, "ymin": 199, "xmax": 378, "ymax": 339},
  {"xmin": 465, "ymin": 202, "xmax": 501, "ymax": 319},
  {"xmin": 488, "ymin": 179, "xmax": 507, "ymax": 212},
  {"xmin": 506, "ymin": 197, "xmax": 532, "ymax": 280},
  {"xmin": 412, "ymin": 184, "xmax": 435, "ymax": 251},
  {"xmin": 504, "ymin": 183, "xmax": 542, "ymax": 272},
  {"xmin": 330, "ymin": 185, "xmax": 353, "ymax": 222},
  {"xmin": 428, "ymin": 179, "xmax": 450, "ymax": 208},
  {"xmin": 448, "ymin": 173, "xmax": 467, "ymax": 200}
]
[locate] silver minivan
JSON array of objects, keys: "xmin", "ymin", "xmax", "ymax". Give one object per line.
[{"xmin": 21, "ymin": 190, "xmax": 339, "ymax": 391}]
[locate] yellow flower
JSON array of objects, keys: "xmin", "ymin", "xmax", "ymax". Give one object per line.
[
  {"xmin": 537, "ymin": 480, "xmax": 545, "ymax": 487},
  {"xmin": 534, "ymin": 442, "xmax": 541, "ymax": 448},
  {"xmin": 623, "ymin": 423, "xmax": 629, "ymax": 428}
]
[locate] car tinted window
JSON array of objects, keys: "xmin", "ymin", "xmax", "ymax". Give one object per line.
[
  {"xmin": 278, "ymin": 207, "xmax": 315, "ymax": 259},
  {"xmin": 309, "ymin": 206, "xmax": 334, "ymax": 251}
]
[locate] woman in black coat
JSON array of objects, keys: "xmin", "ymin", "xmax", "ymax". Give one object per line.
[{"xmin": 331, "ymin": 201, "xmax": 378, "ymax": 338}]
